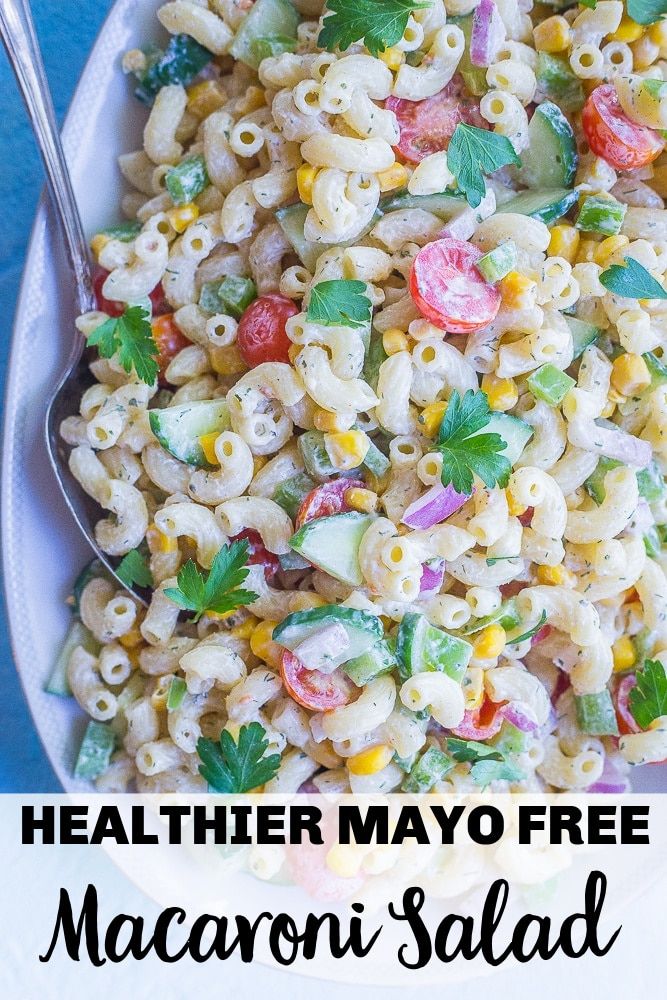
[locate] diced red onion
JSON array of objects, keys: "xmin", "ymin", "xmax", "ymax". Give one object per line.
[
  {"xmin": 402, "ymin": 483, "xmax": 471, "ymax": 529},
  {"xmin": 297, "ymin": 779, "xmax": 321, "ymax": 794},
  {"xmin": 588, "ymin": 754, "xmax": 631, "ymax": 793},
  {"xmin": 470, "ymin": 0, "xmax": 506, "ymax": 68},
  {"xmin": 616, "ymin": 675, "xmax": 640, "ymax": 734},
  {"xmin": 630, "ymin": 497, "xmax": 653, "ymax": 535},
  {"xmin": 501, "ymin": 701, "xmax": 539, "ymax": 733},
  {"xmin": 419, "ymin": 557, "xmax": 446, "ymax": 595},
  {"xmin": 530, "ymin": 623, "xmax": 552, "ymax": 647}
]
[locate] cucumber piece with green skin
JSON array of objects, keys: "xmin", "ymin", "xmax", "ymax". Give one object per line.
[
  {"xmin": 518, "ymin": 102, "xmax": 578, "ymax": 190},
  {"xmin": 279, "ymin": 550, "xmax": 311, "ymax": 572},
  {"xmin": 462, "ymin": 598, "xmax": 521, "ymax": 636},
  {"xmin": 229, "ymin": 0, "xmax": 300, "ymax": 69},
  {"xmin": 289, "ymin": 512, "xmax": 375, "ymax": 586},
  {"xmin": 45, "ymin": 620, "xmax": 100, "ymax": 697},
  {"xmin": 273, "ymin": 604, "xmax": 383, "ymax": 666},
  {"xmin": 276, "ymin": 203, "xmax": 381, "ymax": 273},
  {"xmin": 397, "ymin": 612, "xmax": 472, "ymax": 683},
  {"xmin": 363, "ymin": 439, "xmax": 391, "ymax": 477},
  {"xmin": 470, "ymin": 412, "xmax": 533, "ymax": 465},
  {"xmin": 584, "ymin": 456, "xmax": 665, "ymax": 504},
  {"xmin": 535, "ymin": 52, "xmax": 584, "ymax": 113},
  {"xmin": 491, "ymin": 721, "xmax": 531, "ymax": 755},
  {"xmin": 402, "ymin": 746, "xmax": 454, "ymax": 793},
  {"xmin": 298, "ymin": 430, "xmax": 339, "ymax": 481},
  {"xmin": 272, "ymin": 472, "xmax": 316, "ymax": 519},
  {"xmin": 149, "ymin": 399, "xmax": 230, "ymax": 468},
  {"xmin": 378, "ymin": 190, "xmax": 466, "ymax": 220},
  {"xmin": 344, "ymin": 638, "xmax": 398, "ymax": 685},
  {"xmin": 566, "ymin": 316, "xmax": 600, "ymax": 359},
  {"xmin": 575, "ymin": 690, "xmax": 619, "ymax": 736},
  {"xmin": 74, "ymin": 722, "xmax": 117, "ymax": 780},
  {"xmin": 643, "ymin": 351, "xmax": 667, "ymax": 387},
  {"xmin": 497, "ymin": 188, "xmax": 577, "ymax": 225}
]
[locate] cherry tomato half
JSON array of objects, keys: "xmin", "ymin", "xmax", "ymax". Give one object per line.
[
  {"xmin": 451, "ymin": 697, "xmax": 506, "ymax": 740},
  {"xmin": 151, "ymin": 314, "xmax": 191, "ymax": 386},
  {"xmin": 614, "ymin": 674, "xmax": 640, "ymax": 736},
  {"xmin": 93, "ymin": 265, "xmax": 171, "ymax": 317},
  {"xmin": 386, "ymin": 77, "xmax": 486, "ymax": 164},
  {"xmin": 582, "ymin": 84, "xmax": 664, "ymax": 172},
  {"xmin": 236, "ymin": 293, "xmax": 298, "ymax": 367},
  {"xmin": 295, "ymin": 478, "xmax": 366, "ymax": 529},
  {"xmin": 280, "ymin": 650, "xmax": 353, "ymax": 711},
  {"xmin": 410, "ymin": 238, "xmax": 501, "ymax": 334},
  {"xmin": 231, "ymin": 529, "xmax": 280, "ymax": 582}
]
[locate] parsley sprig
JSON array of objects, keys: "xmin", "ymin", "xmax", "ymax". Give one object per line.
[
  {"xmin": 198, "ymin": 722, "xmax": 281, "ymax": 793},
  {"xmin": 447, "ymin": 124, "xmax": 520, "ymax": 209},
  {"xmin": 627, "ymin": 0, "xmax": 666, "ymax": 26},
  {"xmin": 307, "ymin": 279, "xmax": 372, "ymax": 328},
  {"xmin": 164, "ymin": 539, "xmax": 258, "ymax": 623},
  {"xmin": 433, "ymin": 389, "xmax": 511, "ymax": 495},
  {"xmin": 87, "ymin": 305, "xmax": 159, "ymax": 385},
  {"xmin": 116, "ymin": 549, "xmax": 153, "ymax": 589},
  {"xmin": 629, "ymin": 658, "xmax": 667, "ymax": 730},
  {"xmin": 446, "ymin": 738, "xmax": 524, "ymax": 788},
  {"xmin": 318, "ymin": 0, "xmax": 432, "ymax": 57},
  {"xmin": 600, "ymin": 256, "xmax": 667, "ymax": 301}
]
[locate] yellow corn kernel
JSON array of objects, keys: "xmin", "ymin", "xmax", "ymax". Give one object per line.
[
  {"xmin": 365, "ymin": 468, "xmax": 391, "ymax": 494},
  {"xmin": 419, "ymin": 400, "xmax": 448, "ymax": 438},
  {"xmin": 187, "ymin": 80, "xmax": 226, "ymax": 118},
  {"xmin": 379, "ymin": 46, "xmax": 405, "ymax": 71},
  {"xmin": 314, "ymin": 407, "xmax": 355, "ymax": 433},
  {"xmin": 631, "ymin": 34, "xmax": 660, "ymax": 69},
  {"xmin": 610, "ymin": 15, "xmax": 645, "ymax": 43},
  {"xmin": 499, "ymin": 271, "xmax": 536, "ymax": 309},
  {"xmin": 533, "ymin": 16, "xmax": 572, "ymax": 53},
  {"xmin": 199, "ymin": 431, "xmax": 220, "ymax": 466},
  {"xmin": 348, "ymin": 744, "xmax": 394, "ymax": 776},
  {"xmin": 150, "ymin": 675, "xmax": 173, "ymax": 711},
  {"xmin": 612, "ymin": 635, "xmax": 636, "ymax": 673},
  {"xmin": 326, "ymin": 843, "xmax": 363, "ymax": 878},
  {"xmin": 119, "ymin": 626, "xmax": 143, "ymax": 649},
  {"xmin": 649, "ymin": 21, "xmax": 667, "ymax": 47},
  {"xmin": 575, "ymin": 238, "xmax": 599, "ymax": 264},
  {"xmin": 167, "ymin": 202, "xmax": 200, "ymax": 234},
  {"xmin": 536, "ymin": 564, "xmax": 577, "ymax": 587},
  {"xmin": 548, "ymin": 224, "xmax": 580, "ymax": 264},
  {"xmin": 345, "ymin": 487, "xmax": 378, "ymax": 513},
  {"xmin": 324, "ymin": 430, "xmax": 370, "ymax": 471},
  {"xmin": 377, "ymin": 162, "xmax": 408, "ymax": 193},
  {"xmin": 287, "ymin": 343, "xmax": 302, "ymax": 365},
  {"xmin": 250, "ymin": 620, "xmax": 282, "ymax": 668},
  {"xmin": 473, "ymin": 624, "xmax": 506, "ymax": 660},
  {"xmin": 231, "ymin": 615, "xmax": 259, "ymax": 640},
  {"xmin": 506, "ymin": 489, "xmax": 527, "ymax": 517},
  {"xmin": 593, "ymin": 234, "xmax": 629, "ymax": 266},
  {"xmin": 90, "ymin": 233, "xmax": 111, "ymax": 261},
  {"xmin": 382, "ymin": 328, "xmax": 409, "ymax": 355},
  {"xmin": 481, "ymin": 372, "xmax": 519, "ymax": 412},
  {"xmin": 600, "ymin": 399, "xmax": 617, "ymax": 418},
  {"xmin": 296, "ymin": 164, "xmax": 318, "ymax": 205},
  {"xmin": 147, "ymin": 522, "xmax": 178, "ymax": 554},
  {"xmin": 462, "ymin": 667, "xmax": 485, "ymax": 711},
  {"xmin": 210, "ymin": 344, "xmax": 247, "ymax": 375},
  {"xmin": 611, "ymin": 353, "xmax": 651, "ymax": 396},
  {"xmin": 253, "ymin": 455, "xmax": 268, "ymax": 475},
  {"xmin": 289, "ymin": 592, "xmax": 327, "ymax": 612}
]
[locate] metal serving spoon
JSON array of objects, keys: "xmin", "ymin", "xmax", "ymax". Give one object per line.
[{"xmin": 1, "ymin": 0, "xmax": 147, "ymax": 603}]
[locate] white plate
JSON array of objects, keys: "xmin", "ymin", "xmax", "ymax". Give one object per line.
[{"xmin": 2, "ymin": 0, "xmax": 663, "ymax": 792}]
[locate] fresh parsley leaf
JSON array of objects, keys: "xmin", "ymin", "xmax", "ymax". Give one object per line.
[
  {"xmin": 433, "ymin": 389, "xmax": 511, "ymax": 495},
  {"xmin": 446, "ymin": 738, "xmax": 504, "ymax": 763},
  {"xmin": 599, "ymin": 256, "xmax": 667, "ymax": 301},
  {"xmin": 643, "ymin": 78, "xmax": 667, "ymax": 99},
  {"xmin": 88, "ymin": 305, "xmax": 159, "ymax": 385},
  {"xmin": 447, "ymin": 123, "xmax": 520, "ymax": 209},
  {"xmin": 446, "ymin": 738, "xmax": 524, "ymax": 787},
  {"xmin": 629, "ymin": 658, "xmax": 667, "ymax": 730},
  {"xmin": 164, "ymin": 539, "xmax": 258, "ymax": 623},
  {"xmin": 627, "ymin": 0, "xmax": 666, "ymax": 26},
  {"xmin": 116, "ymin": 549, "xmax": 153, "ymax": 589},
  {"xmin": 470, "ymin": 758, "xmax": 524, "ymax": 788},
  {"xmin": 510, "ymin": 610, "xmax": 548, "ymax": 645},
  {"xmin": 318, "ymin": 0, "xmax": 432, "ymax": 57},
  {"xmin": 307, "ymin": 279, "xmax": 372, "ymax": 328},
  {"xmin": 486, "ymin": 555, "xmax": 521, "ymax": 566},
  {"xmin": 197, "ymin": 722, "xmax": 281, "ymax": 793},
  {"xmin": 579, "ymin": 0, "xmax": 597, "ymax": 8}
]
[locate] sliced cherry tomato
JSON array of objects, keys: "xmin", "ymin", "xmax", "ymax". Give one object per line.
[
  {"xmin": 236, "ymin": 293, "xmax": 298, "ymax": 367},
  {"xmin": 231, "ymin": 528, "xmax": 280, "ymax": 581},
  {"xmin": 93, "ymin": 265, "xmax": 170, "ymax": 317},
  {"xmin": 614, "ymin": 674, "xmax": 640, "ymax": 736},
  {"xmin": 518, "ymin": 507, "xmax": 534, "ymax": 527},
  {"xmin": 582, "ymin": 84, "xmax": 664, "ymax": 171},
  {"xmin": 499, "ymin": 581, "xmax": 526, "ymax": 599},
  {"xmin": 552, "ymin": 669, "xmax": 571, "ymax": 705},
  {"xmin": 386, "ymin": 77, "xmax": 486, "ymax": 164},
  {"xmin": 295, "ymin": 478, "xmax": 366, "ymax": 529},
  {"xmin": 280, "ymin": 650, "xmax": 353, "ymax": 711},
  {"xmin": 409, "ymin": 238, "xmax": 501, "ymax": 334},
  {"xmin": 451, "ymin": 697, "xmax": 506, "ymax": 740},
  {"xmin": 151, "ymin": 314, "xmax": 191, "ymax": 386}
]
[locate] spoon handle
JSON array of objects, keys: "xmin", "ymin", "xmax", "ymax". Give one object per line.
[{"xmin": 0, "ymin": 0, "xmax": 95, "ymax": 313}]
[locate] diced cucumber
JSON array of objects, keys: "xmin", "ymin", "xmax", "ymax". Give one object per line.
[
  {"xmin": 273, "ymin": 605, "xmax": 382, "ymax": 666},
  {"xmin": 450, "ymin": 16, "xmax": 488, "ymax": 96},
  {"xmin": 273, "ymin": 472, "xmax": 316, "ymax": 519},
  {"xmin": 362, "ymin": 439, "xmax": 391, "ymax": 478},
  {"xmin": 497, "ymin": 188, "xmax": 577, "ymax": 225},
  {"xmin": 230, "ymin": 0, "xmax": 300, "ymax": 69},
  {"xmin": 477, "ymin": 241, "xmax": 517, "ymax": 283},
  {"xmin": 167, "ymin": 676, "xmax": 187, "ymax": 712},
  {"xmin": 644, "ymin": 526, "xmax": 662, "ymax": 558},
  {"xmin": 276, "ymin": 203, "xmax": 380, "ymax": 273},
  {"xmin": 251, "ymin": 34, "xmax": 298, "ymax": 62},
  {"xmin": 643, "ymin": 351, "xmax": 667, "ymax": 387},
  {"xmin": 471, "ymin": 412, "xmax": 533, "ymax": 466},
  {"xmin": 527, "ymin": 363, "xmax": 575, "ymax": 406},
  {"xmin": 99, "ymin": 220, "xmax": 142, "ymax": 242},
  {"xmin": 397, "ymin": 612, "xmax": 472, "ymax": 683},
  {"xmin": 363, "ymin": 333, "xmax": 388, "ymax": 392},
  {"xmin": 518, "ymin": 102, "xmax": 578, "ymax": 190},
  {"xmin": 402, "ymin": 746, "xmax": 454, "ymax": 793},
  {"xmin": 491, "ymin": 721, "xmax": 531, "ymax": 755},
  {"xmin": 566, "ymin": 315, "xmax": 600, "ymax": 359},
  {"xmin": 45, "ymin": 619, "xmax": 100, "ymax": 697},
  {"xmin": 585, "ymin": 456, "xmax": 665, "ymax": 505},
  {"xmin": 199, "ymin": 276, "xmax": 257, "ymax": 318},
  {"xmin": 344, "ymin": 638, "xmax": 398, "ymax": 686},
  {"xmin": 298, "ymin": 430, "xmax": 339, "ymax": 481},
  {"xmin": 279, "ymin": 550, "xmax": 311, "ymax": 572},
  {"xmin": 289, "ymin": 512, "xmax": 375, "ymax": 586},
  {"xmin": 577, "ymin": 196, "xmax": 626, "ymax": 236},
  {"xmin": 378, "ymin": 190, "xmax": 465, "ymax": 220},
  {"xmin": 135, "ymin": 34, "xmax": 212, "ymax": 105},
  {"xmin": 575, "ymin": 690, "xmax": 619, "ymax": 737},
  {"xmin": 462, "ymin": 598, "xmax": 522, "ymax": 636},
  {"xmin": 166, "ymin": 154, "xmax": 209, "ymax": 206},
  {"xmin": 149, "ymin": 399, "xmax": 230, "ymax": 467},
  {"xmin": 74, "ymin": 721, "xmax": 116, "ymax": 780},
  {"xmin": 536, "ymin": 52, "xmax": 584, "ymax": 113}
]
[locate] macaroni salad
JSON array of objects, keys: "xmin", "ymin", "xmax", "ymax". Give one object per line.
[{"xmin": 50, "ymin": 0, "xmax": 667, "ymax": 794}]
